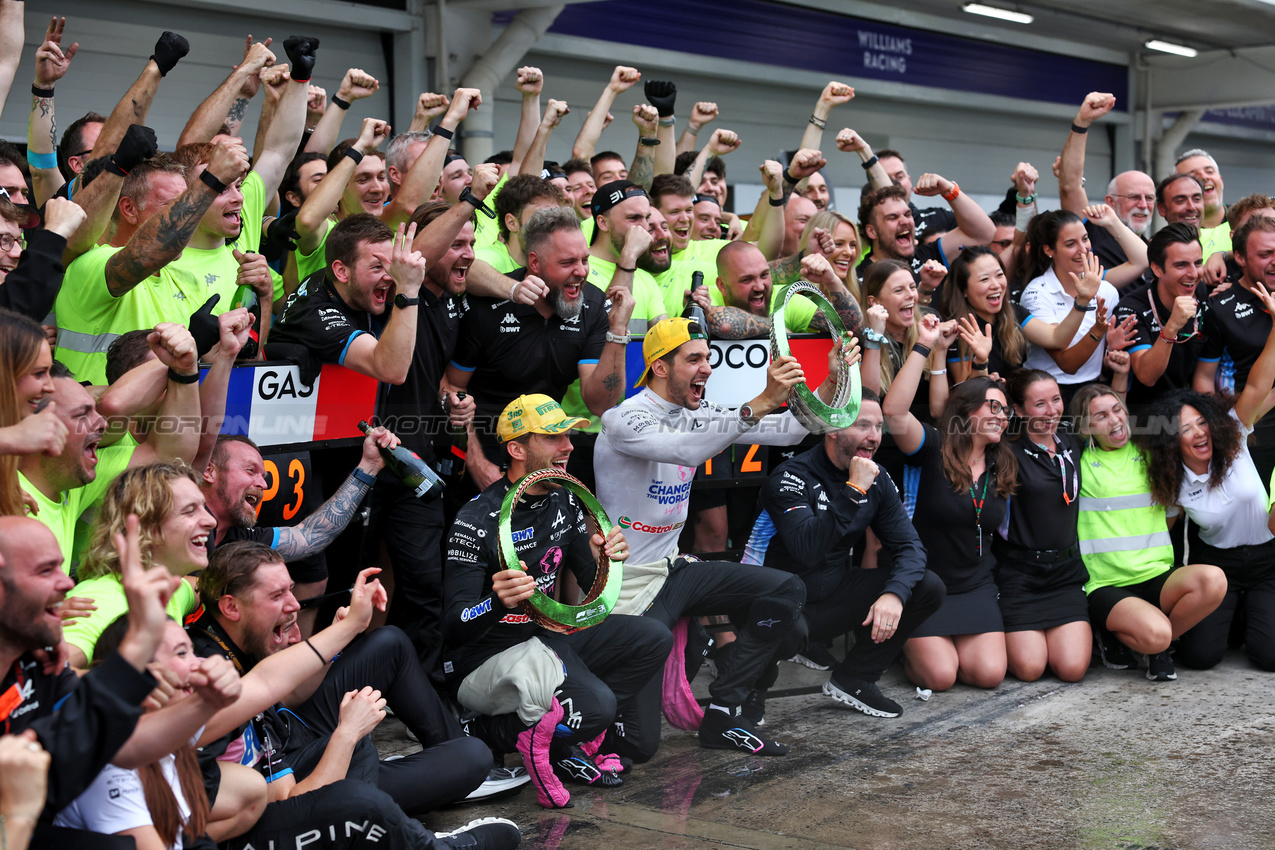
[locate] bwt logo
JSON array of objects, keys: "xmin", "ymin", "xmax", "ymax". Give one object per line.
[
  {"xmin": 512, "ymin": 526, "xmax": 535, "ymax": 543},
  {"xmin": 256, "ymin": 370, "xmax": 315, "ymax": 400},
  {"xmin": 708, "ymin": 343, "xmax": 769, "ymax": 370},
  {"xmin": 460, "ymin": 598, "xmax": 493, "ymax": 622}
]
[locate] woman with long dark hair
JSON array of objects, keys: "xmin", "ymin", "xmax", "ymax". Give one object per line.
[
  {"xmin": 1072, "ymin": 383, "xmax": 1227, "ymax": 681},
  {"xmin": 883, "ymin": 313, "xmax": 1016, "ymax": 690},
  {"xmin": 941, "ymin": 246, "xmax": 1110, "ymax": 383},
  {"xmin": 1135, "ymin": 286, "xmax": 1275, "ymax": 670},
  {"xmin": 1019, "ymin": 208, "xmax": 1141, "ymax": 406}
]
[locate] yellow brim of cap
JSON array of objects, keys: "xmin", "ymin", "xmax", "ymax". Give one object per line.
[{"xmin": 537, "ymin": 416, "xmax": 590, "ymax": 433}]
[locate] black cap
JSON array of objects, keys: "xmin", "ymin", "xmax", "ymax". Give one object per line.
[
  {"xmin": 590, "ymin": 180, "xmax": 647, "ymax": 218},
  {"xmin": 541, "ymin": 160, "xmax": 568, "ymax": 181},
  {"xmin": 693, "ymin": 192, "xmax": 720, "ymax": 207}
]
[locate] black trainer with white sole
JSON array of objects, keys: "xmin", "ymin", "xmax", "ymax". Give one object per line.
[
  {"xmin": 1095, "ymin": 626, "xmax": 1136, "ymax": 670},
  {"xmin": 698, "ymin": 705, "xmax": 788, "ymax": 755},
  {"xmin": 1146, "ymin": 650, "xmax": 1177, "ymax": 682},
  {"xmin": 435, "ymin": 817, "xmax": 522, "ymax": 850},
  {"xmin": 823, "ymin": 676, "xmax": 902, "ymax": 718}
]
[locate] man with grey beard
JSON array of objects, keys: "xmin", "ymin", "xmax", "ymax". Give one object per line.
[
  {"xmin": 446, "ymin": 206, "xmax": 635, "ymax": 489},
  {"xmin": 1058, "ymin": 91, "xmax": 1156, "ymax": 270}
]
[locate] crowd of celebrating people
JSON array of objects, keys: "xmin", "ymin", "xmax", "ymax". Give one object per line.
[{"xmin": 1, "ymin": 4, "xmax": 1273, "ymax": 847}]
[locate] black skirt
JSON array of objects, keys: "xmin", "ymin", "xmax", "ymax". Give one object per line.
[
  {"xmin": 911, "ymin": 579, "xmax": 1003, "ymax": 638},
  {"xmin": 995, "ymin": 552, "xmax": 1090, "ymax": 632}
]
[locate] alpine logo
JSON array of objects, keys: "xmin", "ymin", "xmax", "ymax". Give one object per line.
[{"xmin": 552, "ymin": 510, "xmax": 568, "ymax": 528}]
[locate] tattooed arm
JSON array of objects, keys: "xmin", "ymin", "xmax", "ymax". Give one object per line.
[
  {"xmin": 223, "ymin": 95, "xmax": 251, "ymax": 137},
  {"xmin": 105, "ymin": 139, "xmax": 250, "ymax": 297},
  {"xmin": 275, "ymin": 428, "xmax": 392, "ymax": 560},
  {"xmin": 578, "ymin": 286, "xmax": 636, "ymax": 416},
  {"xmin": 811, "ymin": 282, "xmax": 864, "ymax": 339},
  {"xmin": 28, "ymin": 17, "xmax": 75, "ymax": 206},
  {"xmin": 769, "ymin": 253, "xmax": 804, "ymax": 287},
  {"xmin": 707, "ymin": 305, "xmax": 772, "ymax": 340}
]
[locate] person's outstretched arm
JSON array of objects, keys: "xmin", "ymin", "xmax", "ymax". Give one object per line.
[
  {"xmin": 572, "ymin": 65, "xmax": 640, "ymax": 160},
  {"xmin": 178, "ymin": 38, "xmax": 275, "ymax": 147},
  {"xmin": 799, "ymin": 81, "xmax": 854, "ymax": 152}
]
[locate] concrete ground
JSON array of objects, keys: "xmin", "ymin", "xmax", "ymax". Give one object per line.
[{"xmin": 378, "ymin": 649, "xmax": 1275, "ymax": 850}]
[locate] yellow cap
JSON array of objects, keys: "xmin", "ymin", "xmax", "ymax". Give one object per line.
[
  {"xmin": 635, "ymin": 317, "xmax": 709, "ymax": 387},
  {"xmin": 497, "ymin": 394, "xmax": 589, "ymax": 443}
]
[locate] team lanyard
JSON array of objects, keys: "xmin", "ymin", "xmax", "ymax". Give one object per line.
[
  {"xmin": 1033, "ymin": 436, "xmax": 1079, "ymax": 506},
  {"xmin": 971, "ymin": 464, "xmax": 992, "ymax": 557}
]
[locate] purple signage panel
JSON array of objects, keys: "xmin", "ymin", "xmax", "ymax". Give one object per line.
[{"xmin": 500, "ymin": 0, "xmax": 1127, "ymax": 106}]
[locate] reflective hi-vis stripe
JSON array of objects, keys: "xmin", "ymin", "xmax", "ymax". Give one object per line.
[
  {"xmin": 1079, "ymin": 531, "xmax": 1172, "ymax": 556},
  {"xmin": 55, "ymin": 327, "xmax": 120, "ymax": 355},
  {"xmin": 1076, "ymin": 493, "xmax": 1155, "ymax": 512}
]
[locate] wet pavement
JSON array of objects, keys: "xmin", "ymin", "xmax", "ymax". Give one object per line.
[{"xmin": 379, "ymin": 649, "xmax": 1275, "ymax": 849}]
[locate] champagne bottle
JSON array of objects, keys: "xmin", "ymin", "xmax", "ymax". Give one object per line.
[
  {"xmin": 682, "ymin": 270, "xmax": 709, "ymax": 337},
  {"xmin": 358, "ymin": 421, "xmax": 445, "ymax": 501}
]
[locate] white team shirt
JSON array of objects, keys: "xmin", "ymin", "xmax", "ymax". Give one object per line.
[
  {"xmin": 594, "ymin": 388, "xmax": 809, "ymax": 564},
  {"xmin": 1020, "ymin": 265, "xmax": 1120, "ymax": 384},
  {"xmin": 1178, "ymin": 410, "xmax": 1274, "ymax": 549}
]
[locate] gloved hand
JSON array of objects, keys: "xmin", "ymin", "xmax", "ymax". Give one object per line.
[
  {"xmin": 644, "ymin": 80, "xmax": 677, "ymax": 118},
  {"xmin": 188, "ymin": 294, "xmax": 222, "ymax": 358},
  {"xmin": 150, "ymin": 31, "xmax": 190, "ymax": 77},
  {"xmin": 283, "ymin": 36, "xmax": 320, "ymax": 83},
  {"xmin": 265, "ymin": 209, "xmax": 300, "ymax": 254},
  {"xmin": 105, "ymin": 125, "xmax": 158, "ymax": 177}
]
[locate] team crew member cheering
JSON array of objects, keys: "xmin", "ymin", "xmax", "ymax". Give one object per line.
[
  {"xmin": 1019, "ymin": 209, "xmax": 1138, "ymax": 407},
  {"xmin": 883, "ymin": 314, "xmax": 1013, "ymax": 691},
  {"xmin": 1072, "ymin": 384, "xmax": 1227, "ymax": 681},
  {"xmin": 940, "ymin": 246, "xmax": 1107, "ymax": 384},
  {"xmin": 752, "ymin": 390, "xmax": 945, "ymax": 719},
  {"xmin": 202, "ymin": 427, "xmax": 400, "ymax": 638},
  {"xmin": 446, "ymin": 207, "xmax": 635, "ymax": 489},
  {"xmin": 1195, "ymin": 215, "xmax": 1275, "ymax": 483},
  {"xmin": 594, "ymin": 318, "xmax": 842, "ymax": 758},
  {"xmin": 442, "ymin": 395, "xmax": 670, "ymax": 809},
  {"xmin": 1113, "ymin": 224, "xmax": 1209, "ymax": 417},
  {"xmin": 996, "ymin": 370, "xmax": 1103, "ymax": 683},
  {"xmin": 1136, "ymin": 283, "xmax": 1275, "ymax": 671}
]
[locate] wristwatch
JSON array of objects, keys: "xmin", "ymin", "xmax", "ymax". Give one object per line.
[
  {"xmin": 1073, "ymin": 300, "xmax": 1097, "ymax": 312},
  {"xmin": 605, "ymin": 331, "xmax": 630, "ymax": 345},
  {"xmin": 738, "ymin": 402, "xmax": 760, "ymax": 427},
  {"xmin": 394, "ymin": 294, "xmax": 420, "ymax": 308}
]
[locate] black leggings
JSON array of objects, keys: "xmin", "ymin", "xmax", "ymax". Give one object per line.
[
  {"xmin": 1177, "ymin": 539, "xmax": 1275, "ymax": 671},
  {"xmin": 223, "ymin": 778, "xmax": 451, "ymax": 850},
  {"xmin": 288, "ymin": 625, "xmax": 491, "ymax": 814},
  {"xmin": 615, "ymin": 559, "xmax": 805, "ymax": 762}
]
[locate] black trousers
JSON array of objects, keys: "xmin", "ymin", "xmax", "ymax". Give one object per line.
[
  {"xmin": 364, "ymin": 475, "xmax": 448, "ymax": 679},
  {"xmin": 288, "ymin": 626, "xmax": 491, "ymax": 814},
  {"xmin": 223, "ymin": 778, "xmax": 450, "ymax": 850},
  {"xmin": 1177, "ymin": 539, "xmax": 1275, "ymax": 671},
  {"xmin": 616, "ymin": 560, "xmax": 805, "ymax": 762},
  {"xmin": 763, "ymin": 568, "xmax": 946, "ymax": 687},
  {"xmin": 465, "ymin": 614, "xmax": 671, "ymax": 755}
]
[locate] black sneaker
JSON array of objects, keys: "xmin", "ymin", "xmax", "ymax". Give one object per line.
[
  {"xmin": 1146, "ymin": 650, "xmax": 1177, "ymax": 682},
  {"xmin": 788, "ymin": 642, "xmax": 836, "ymax": 671},
  {"xmin": 742, "ymin": 689, "xmax": 767, "ymax": 727},
  {"xmin": 823, "ymin": 675, "xmax": 901, "ymax": 718},
  {"xmin": 436, "ymin": 817, "xmax": 522, "ymax": 849},
  {"xmin": 1095, "ymin": 627, "xmax": 1136, "ymax": 670},
  {"xmin": 554, "ymin": 746, "xmax": 603, "ymax": 785},
  {"xmin": 698, "ymin": 705, "xmax": 788, "ymax": 755}
]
